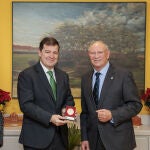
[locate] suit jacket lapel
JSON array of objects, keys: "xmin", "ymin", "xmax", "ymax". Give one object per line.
[
  {"xmin": 98, "ymin": 64, "xmax": 115, "ymax": 107},
  {"xmin": 86, "ymin": 70, "xmax": 98, "ymax": 110},
  {"xmin": 55, "ymin": 68, "xmax": 61, "ymax": 103},
  {"xmin": 34, "ymin": 62, "xmax": 56, "ymax": 103},
  {"xmin": 55, "ymin": 67, "xmax": 70, "ymax": 108}
]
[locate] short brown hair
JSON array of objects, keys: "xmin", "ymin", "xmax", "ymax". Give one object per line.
[{"xmin": 39, "ymin": 37, "xmax": 60, "ymax": 51}]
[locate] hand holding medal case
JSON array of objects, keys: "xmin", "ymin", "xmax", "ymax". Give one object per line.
[{"xmin": 64, "ymin": 106, "xmax": 76, "ymax": 121}]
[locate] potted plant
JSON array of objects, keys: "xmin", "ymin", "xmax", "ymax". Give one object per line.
[
  {"xmin": 68, "ymin": 122, "xmax": 81, "ymax": 150},
  {"xmin": 0, "ymin": 89, "xmax": 11, "ymax": 147},
  {"xmin": 141, "ymin": 88, "xmax": 150, "ymax": 111}
]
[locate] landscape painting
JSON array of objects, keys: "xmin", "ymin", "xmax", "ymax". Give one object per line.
[{"xmin": 13, "ymin": 2, "xmax": 146, "ymax": 98}]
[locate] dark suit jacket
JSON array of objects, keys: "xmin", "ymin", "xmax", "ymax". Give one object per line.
[
  {"xmin": 80, "ymin": 63, "xmax": 142, "ymax": 150},
  {"xmin": 17, "ymin": 62, "xmax": 74, "ymax": 149}
]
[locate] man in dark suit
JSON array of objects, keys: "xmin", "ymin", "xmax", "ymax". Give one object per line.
[
  {"xmin": 17, "ymin": 37, "xmax": 74, "ymax": 150},
  {"xmin": 80, "ymin": 41, "xmax": 142, "ymax": 150}
]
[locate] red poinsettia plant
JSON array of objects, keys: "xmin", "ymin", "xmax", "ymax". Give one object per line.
[
  {"xmin": 141, "ymin": 88, "xmax": 150, "ymax": 109},
  {"xmin": 0, "ymin": 89, "xmax": 11, "ymax": 111}
]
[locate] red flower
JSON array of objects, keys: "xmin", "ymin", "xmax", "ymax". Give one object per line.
[
  {"xmin": 141, "ymin": 88, "xmax": 150, "ymax": 108},
  {"xmin": 0, "ymin": 89, "xmax": 11, "ymax": 104}
]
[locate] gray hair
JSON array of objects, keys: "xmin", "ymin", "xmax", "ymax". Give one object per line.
[{"xmin": 88, "ymin": 40, "xmax": 109, "ymax": 51}]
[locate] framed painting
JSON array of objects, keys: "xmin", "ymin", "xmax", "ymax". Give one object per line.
[{"xmin": 12, "ymin": 2, "xmax": 146, "ymax": 98}]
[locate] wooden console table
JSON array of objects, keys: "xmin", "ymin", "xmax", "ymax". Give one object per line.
[
  {"xmin": 0, "ymin": 126, "xmax": 23, "ymax": 150},
  {"xmin": 0, "ymin": 125, "xmax": 150, "ymax": 150},
  {"xmin": 134, "ymin": 125, "xmax": 150, "ymax": 150}
]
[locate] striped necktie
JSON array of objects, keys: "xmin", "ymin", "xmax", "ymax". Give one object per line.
[
  {"xmin": 47, "ymin": 71, "xmax": 56, "ymax": 100},
  {"xmin": 93, "ymin": 72, "xmax": 100, "ymax": 106}
]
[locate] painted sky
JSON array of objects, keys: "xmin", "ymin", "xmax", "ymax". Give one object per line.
[{"xmin": 13, "ymin": 2, "xmax": 145, "ymax": 47}]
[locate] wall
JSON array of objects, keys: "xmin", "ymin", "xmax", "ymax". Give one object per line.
[{"xmin": 0, "ymin": 0, "xmax": 150, "ymax": 114}]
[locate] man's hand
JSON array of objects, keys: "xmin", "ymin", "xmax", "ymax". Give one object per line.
[
  {"xmin": 96, "ymin": 109, "xmax": 112, "ymax": 122},
  {"xmin": 61, "ymin": 108, "xmax": 66, "ymax": 116},
  {"xmin": 81, "ymin": 141, "xmax": 90, "ymax": 150},
  {"xmin": 50, "ymin": 114, "xmax": 67, "ymax": 126}
]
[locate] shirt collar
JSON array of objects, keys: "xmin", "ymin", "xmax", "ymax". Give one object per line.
[
  {"xmin": 93, "ymin": 62, "xmax": 110, "ymax": 76},
  {"xmin": 40, "ymin": 61, "xmax": 54, "ymax": 74}
]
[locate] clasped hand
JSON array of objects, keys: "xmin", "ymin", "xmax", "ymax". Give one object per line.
[{"xmin": 96, "ymin": 109, "xmax": 112, "ymax": 122}]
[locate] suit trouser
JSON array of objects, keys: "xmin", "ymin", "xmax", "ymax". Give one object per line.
[
  {"xmin": 23, "ymin": 130, "xmax": 66, "ymax": 150},
  {"xmin": 95, "ymin": 132, "xmax": 135, "ymax": 150},
  {"xmin": 95, "ymin": 132, "xmax": 106, "ymax": 150}
]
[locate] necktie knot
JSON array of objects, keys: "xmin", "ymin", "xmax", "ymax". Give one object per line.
[
  {"xmin": 47, "ymin": 71, "xmax": 53, "ymax": 78},
  {"xmin": 95, "ymin": 72, "xmax": 100, "ymax": 78}
]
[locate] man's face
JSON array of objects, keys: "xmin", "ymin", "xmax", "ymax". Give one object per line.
[
  {"xmin": 38, "ymin": 44, "xmax": 59, "ymax": 70},
  {"xmin": 88, "ymin": 42, "xmax": 110, "ymax": 71}
]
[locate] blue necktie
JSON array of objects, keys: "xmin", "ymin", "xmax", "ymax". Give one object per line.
[{"xmin": 93, "ymin": 72, "xmax": 100, "ymax": 106}]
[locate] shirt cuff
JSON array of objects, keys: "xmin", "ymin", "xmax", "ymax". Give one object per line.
[{"xmin": 110, "ymin": 118, "xmax": 114, "ymax": 124}]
